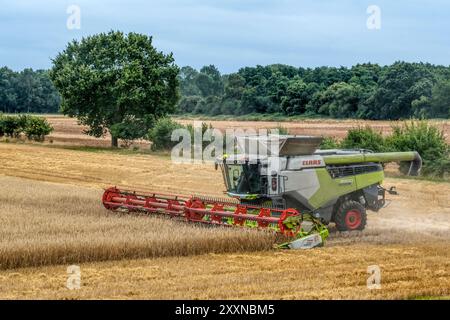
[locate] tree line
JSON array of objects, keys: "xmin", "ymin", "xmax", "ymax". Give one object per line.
[
  {"xmin": 0, "ymin": 67, "xmax": 60, "ymax": 114},
  {"xmin": 177, "ymin": 62, "xmax": 450, "ymax": 119},
  {"xmin": 1, "ymin": 61, "xmax": 449, "ymax": 120}
]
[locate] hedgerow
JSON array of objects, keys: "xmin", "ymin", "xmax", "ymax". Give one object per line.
[{"xmin": 0, "ymin": 114, "xmax": 53, "ymax": 142}]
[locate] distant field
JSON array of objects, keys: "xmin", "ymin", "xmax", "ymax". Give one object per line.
[
  {"xmin": 177, "ymin": 118, "xmax": 450, "ymax": 142},
  {"xmin": 40, "ymin": 115, "xmax": 450, "ymax": 148}
]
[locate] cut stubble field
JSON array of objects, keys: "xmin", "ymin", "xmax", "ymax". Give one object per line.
[{"xmin": 0, "ymin": 141, "xmax": 449, "ymax": 299}]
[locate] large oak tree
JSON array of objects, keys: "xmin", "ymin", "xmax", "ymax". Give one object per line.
[{"xmin": 50, "ymin": 31, "xmax": 179, "ymax": 147}]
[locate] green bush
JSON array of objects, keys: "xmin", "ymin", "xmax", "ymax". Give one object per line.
[
  {"xmin": 23, "ymin": 116, "xmax": 54, "ymax": 142},
  {"xmin": 17, "ymin": 115, "xmax": 30, "ymax": 134},
  {"xmin": 148, "ymin": 118, "xmax": 184, "ymax": 151},
  {"xmin": 0, "ymin": 114, "xmax": 53, "ymax": 142},
  {"xmin": 386, "ymin": 121, "xmax": 449, "ymax": 177},
  {"xmin": 1, "ymin": 115, "xmax": 23, "ymax": 138},
  {"xmin": 386, "ymin": 121, "xmax": 447, "ymax": 161},
  {"xmin": 320, "ymin": 136, "xmax": 340, "ymax": 149},
  {"xmin": 340, "ymin": 126, "xmax": 386, "ymax": 152},
  {"xmin": 185, "ymin": 122, "xmax": 215, "ymax": 150},
  {"xmin": 269, "ymin": 124, "xmax": 289, "ymax": 135},
  {"xmin": 421, "ymin": 157, "xmax": 450, "ymax": 179},
  {"xmin": 110, "ymin": 116, "xmax": 149, "ymax": 148},
  {"xmin": 148, "ymin": 119, "xmax": 218, "ymax": 152}
]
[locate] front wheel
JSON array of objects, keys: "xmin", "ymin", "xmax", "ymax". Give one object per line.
[{"xmin": 334, "ymin": 200, "xmax": 367, "ymax": 231}]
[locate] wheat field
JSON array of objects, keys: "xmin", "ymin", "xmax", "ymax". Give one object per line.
[
  {"xmin": 1, "ymin": 241, "xmax": 448, "ymax": 299},
  {"xmin": 0, "ymin": 176, "xmax": 276, "ymax": 270},
  {"xmin": 0, "ymin": 141, "xmax": 449, "ymax": 299}
]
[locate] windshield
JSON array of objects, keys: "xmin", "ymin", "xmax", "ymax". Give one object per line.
[{"xmin": 224, "ymin": 164, "xmax": 261, "ymax": 194}]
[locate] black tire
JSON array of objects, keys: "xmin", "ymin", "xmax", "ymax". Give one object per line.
[{"xmin": 334, "ymin": 200, "xmax": 367, "ymax": 231}]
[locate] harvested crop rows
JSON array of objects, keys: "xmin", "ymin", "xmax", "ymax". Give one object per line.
[{"xmin": 0, "ymin": 139, "xmax": 449, "ymax": 299}]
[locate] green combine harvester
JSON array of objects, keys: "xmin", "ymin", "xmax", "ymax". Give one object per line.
[
  {"xmin": 215, "ymin": 135, "xmax": 421, "ymax": 248},
  {"xmin": 103, "ymin": 135, "xmax": 422, "ymax": 249}
]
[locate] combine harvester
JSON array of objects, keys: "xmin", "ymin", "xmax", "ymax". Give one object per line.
[{"xmin": 102, "ymin": 136, "xmax": 421, "ymax": 249}]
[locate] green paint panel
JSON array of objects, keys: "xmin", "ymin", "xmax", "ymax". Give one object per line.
[
  {"xmin": 308, "ymin": 168, "xmax": 356, "ymax": 208},
  {"xmin": 323, "ymin": 151, "xmax": 418, "ymax": 165},
  {"xmin": 308, "ymin": 169, "xmax": 384, "ymax": 209},
  {"xmin": 355, "ymin": 171, "xmax": 384, "ymax": 189}
]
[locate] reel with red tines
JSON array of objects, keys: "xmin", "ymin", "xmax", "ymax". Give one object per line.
[{"xmin": 102, "ymin": 187, "xmax": 311, "ymax": 238}]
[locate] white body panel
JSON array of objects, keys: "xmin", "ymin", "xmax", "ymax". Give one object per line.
[
  {"xmin": 288, "ymin": 234, "xmax": 323, "ymax": 249},
  {"xmin": 281, "ymin": 169, "xmax": 320, "ymax": 200}
]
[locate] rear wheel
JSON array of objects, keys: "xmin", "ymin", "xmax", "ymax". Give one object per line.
[{"xmin": 334, "ymin": 200, "xmax": 367, "ymax": 231}]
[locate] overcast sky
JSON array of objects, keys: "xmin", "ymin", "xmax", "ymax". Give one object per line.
[{"xmin": 1, "ymin": 0, "xmax": 449, "ymax": 73}]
